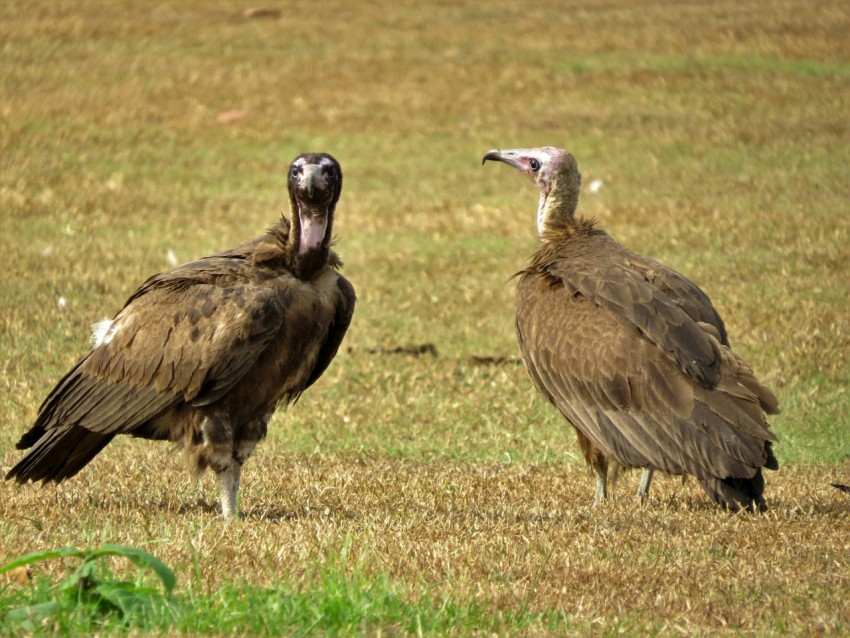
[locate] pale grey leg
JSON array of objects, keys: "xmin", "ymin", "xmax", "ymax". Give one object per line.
[
  {"xmin": 593, "ymin": 466, "xmax": 608, "ymax": 506},
  {"xmin": 200, "ymin": 414, "xmax": 240, "ymax": 518},
  {"xmin": 638, "ymin": 468, "xmax": 654, "ymax": 500},
  {"xmin": 216, "ymin": 462, "xmax": 241, "ymax": 518},
  {"xmin": 218, "ymin": 436, "xmax": 261, "ymax": 518}
]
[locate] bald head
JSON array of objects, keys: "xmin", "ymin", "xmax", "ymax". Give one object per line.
[{"xmin": 483, "ymin": 147, "xmax": 581, "ymax": 236}]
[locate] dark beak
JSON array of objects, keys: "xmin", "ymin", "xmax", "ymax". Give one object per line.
[
  {"xmin": 302, "ymin": 164, "xmax": 319, "ymax": 198},
  {"xmin": 295, "ymin": 164, "xmax": 336, "ymax": 207},
  {"xmin": 481, "ymin": 149, "xmax": 525, "ymax": 171},
  {"xmin": 482, "ymin": 149, "xmax": 503, "ymax": 165}
]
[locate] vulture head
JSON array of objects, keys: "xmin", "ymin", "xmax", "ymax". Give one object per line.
[
  {"xmin": 483, "ymin": 147, "xmax": 581, "ymax": 237},
  {"xmin": 286, "ymin": 152, "xmax": 343, "ymax": 278}
]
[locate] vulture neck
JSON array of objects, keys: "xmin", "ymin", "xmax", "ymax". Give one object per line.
[
  {"xmin": 268, "ymin": 204, "xmax": 336, "ymax": 281},
  {"xmin": 537, "ymin": 170, "xmax": 581, "ymax": 240}
]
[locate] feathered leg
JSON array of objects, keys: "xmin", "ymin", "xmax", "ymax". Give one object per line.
[
  {"xmin": 195, "ymin": 413, "xmax": 267, "ymax": 518},
  {"xmin": 198, "ymin": 413, "xmax": 242, "ymax": 517}
]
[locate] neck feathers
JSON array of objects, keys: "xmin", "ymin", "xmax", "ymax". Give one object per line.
[
  {"xmin": 538, "ymin": 164, "xmax": 581, "ymax": 237},
  {"xmin": 538, "ymin": 216, "xmax": 599, "ymax": 243}
]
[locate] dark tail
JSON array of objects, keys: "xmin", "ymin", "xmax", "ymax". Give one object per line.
[
  {"xmin": 764, "ymin": 441, "xmax": 779, "ymax": 471},
  {"xmin": 699, "ymin": 469, "xmax": 767, "ymax": 513},
  {"xmin": 700, "ymin": 441, "xmax": 778, "ymax": 512},
  {"xmin": 6, "ymin": 425, "xmax": 115, "ymax": 484}
]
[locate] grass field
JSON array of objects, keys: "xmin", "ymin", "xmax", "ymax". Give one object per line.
[{"xmin": 1, "ymin": 0, "xmax": 849, "ymax": 635}]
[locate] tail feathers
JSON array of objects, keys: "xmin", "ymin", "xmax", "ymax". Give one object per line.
[
  {"xmin": 16, "ymin": 425, "xmax": 47, "ymax": 450},
  {"xmin": 764, "ymin": 441, "xmax": 779, "ymax": 471},
  {"xmin": 6, "ymin": 425, "xmax": 115, "ymax": 484},
  {"xmin": 699, "ymin": 469, "xmax": 766, "ymax": 513}
]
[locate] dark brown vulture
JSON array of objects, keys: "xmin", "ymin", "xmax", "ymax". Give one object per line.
[
  {"xmin": 6, "ymin": 152, "xmax": 355, "ymax": 517},
  {"xmin": 483, "ymin": 146, "xmax": 779, "ymax": 512}
]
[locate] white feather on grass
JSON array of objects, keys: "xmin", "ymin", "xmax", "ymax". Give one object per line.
[{"xmin": 588, "ymin": 178, "xmax": 604, "ymax": 194}]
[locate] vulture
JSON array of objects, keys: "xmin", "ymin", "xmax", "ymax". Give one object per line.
[
  {"xmin": 483, "ymin": 146, "xmax": 779, "ymax": 512},
  {"xmin": 6, "ymin": 152, "xmax": 355, "ymax": 517}
]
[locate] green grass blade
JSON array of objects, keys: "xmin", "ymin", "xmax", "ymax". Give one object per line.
[
  {"xmin": 0, "ymin": 547, "xmax": 85, "ymax": 574},
  {"xmin": 87, "ymin": 545, "xmax": 176, "ymax": 595}
]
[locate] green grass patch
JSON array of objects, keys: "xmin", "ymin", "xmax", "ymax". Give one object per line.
[
  {"xmin": 0, "ymin": 545, "xmax": 176, "ymax": 635},
  {"xmin": 1, "ymin": 541, "xmax": 571, "ymax": 636}
]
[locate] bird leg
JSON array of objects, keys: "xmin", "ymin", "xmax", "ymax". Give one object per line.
[
  {"xmin": 221, "ymin": 438, "xmax": 262, "ymax": 517},
  {"xmin": 197, "ymin": 414, "xmax": 266, "ymax": 518},
  {"xmin": 591, "ymin": 453, "xmax": 609, "ymax": 506},
  {"xmin": 576, "ymin": 432, "xmax": 609, "ymax": 506},
  {"xmin": 216, "ymin": 462, "xmax": 241, "ymax": 518},
  {"xmin": 593, "ymin": 467, "xmax": 608, "ymax": 506},
  {"xmin": 199, "ymin": 413, "xmax": 243, "ymax": 518},
  {"xmin": 637, "ymin": 468, "xmax": 654, "ymax": 501}
]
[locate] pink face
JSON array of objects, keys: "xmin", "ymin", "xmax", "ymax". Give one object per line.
[
  {"xmin": 482, "ymin": 146, "xmax": 568, "ymax": 196},
  {"xmin": 483, "ymin": 146, "xmax": 582, "ymax": 236}
]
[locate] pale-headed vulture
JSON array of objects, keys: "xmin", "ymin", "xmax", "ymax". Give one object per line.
[{"xmin": 484, "ymin": 146, "xmax": 778, "ymax": 512}]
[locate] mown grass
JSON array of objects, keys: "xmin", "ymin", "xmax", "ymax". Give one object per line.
[
  {"xmin": 1, "ymin": 539, "xmax": 565, "ymax": 636},
  {"xmin": 2, "ymin": 0, "xmax": 849, "ymax": 635},
  {"xmin": 2, "ymin": 459, "xmax": 849, "ymax": 636}
]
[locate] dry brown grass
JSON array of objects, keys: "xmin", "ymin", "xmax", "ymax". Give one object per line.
[
  {"xmin": 2, "ymin": 444, "xmax": 849, "ymax": 633},
  {"xmin": 2, "ymin": 0, "xmax": 849, "ymax": 634}
]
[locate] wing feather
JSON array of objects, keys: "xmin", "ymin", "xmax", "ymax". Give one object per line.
[
  {"xmin": 24, "ymin": 259, "xmax": 290, "ymax": 441},
  {"xmin": 516, "ymin": 268, "xmax": 775, "ymax": 484},
  {"xmin": 538, "ymin": 229, "xmax": 732, "ymax": 389},
  {"xmin": 300, "ymin": 275, "xmax": 356, "ymax": 393},
  {"xmin": 624, "ymin": 252, "xmax": 729, "ymax": 345},
  {"xmin": 564, "ymin": 262, "xmax": 721, "ymax": 387}
]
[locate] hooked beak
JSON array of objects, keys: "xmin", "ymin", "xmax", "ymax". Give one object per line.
[
  {"xmin": 300, "ymin": 164, "xmax": 321, "ymax": 199},
  {"xmin": 482, "ymin": 149, "xmax": 526, "ymax": 172}
]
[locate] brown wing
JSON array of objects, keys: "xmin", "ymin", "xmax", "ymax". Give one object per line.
[
  {"xmin": 301, "ymin": 275, "xmax": 356, "ymax": 394},
  {"xmin": 548, "ymin": 246, "xmax": 723, "ymax": 389},
  {"xmin": 516, "ymin": 270, "xmax": 776, "ymax": 488},
  {"xmin": 66, "ymin": 275, "xmax": 286, "ymax": 427},
  {"xmin": 621, "ymin": 250, "xmax": 729, "ymax": 346},
  {"xmin": 620, "ymin": 249, "xmax": 778, "ymax": 415},
  {"xmin": 7, "ymin": 258, "xmax": 289, "ymax": 482}
]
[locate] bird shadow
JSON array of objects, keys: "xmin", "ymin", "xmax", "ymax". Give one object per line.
[
  {"xmin": 174, "ymin": 499, "xmax": 363, "ymax": 523},
  {"xmin": 241, "ymin": 507, "xmax": 302, "ymax": 522},
  {"xmin": 173, "ymin": 499, "xmax": 301, "ymax": 521}
]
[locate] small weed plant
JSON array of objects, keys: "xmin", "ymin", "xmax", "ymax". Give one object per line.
[{"xmin": 0, "ymin": 544, "xmax": 176, "ymax": 634}]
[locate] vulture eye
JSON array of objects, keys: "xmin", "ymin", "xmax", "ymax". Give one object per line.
[
  {"xmin": 290, "ymin": 166, "xmax": 300, "ymax": 178},
  {"xmin": 529, "ymin": 158, "xmax": 541, "ymax": 172}
]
